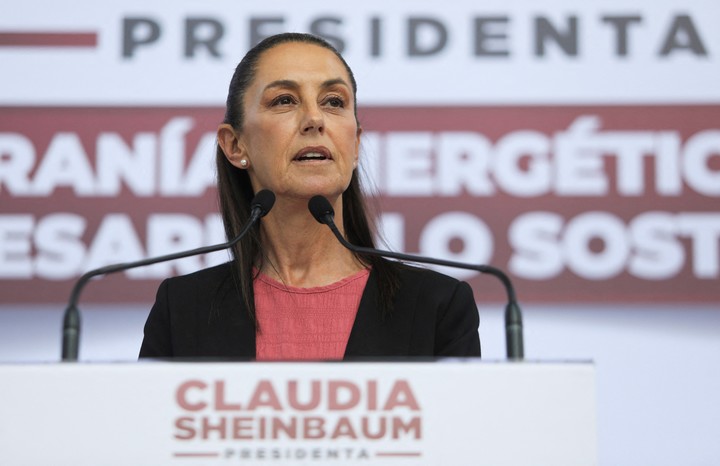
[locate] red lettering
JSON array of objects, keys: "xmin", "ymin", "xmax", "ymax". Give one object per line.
[
  {"xmin": 258, "ymin": 416, "xmax": 266, "ymax": 439},
  {"xmin": 303, "ymin": 417, "xmax": 326, "ymax": 439},
  {"xmin": 362, "ymin": 416, "xmax": 387, "ymax": 439},
  {"xmin": 232, "ymin": 416, "xmax": 254, "ymax": 439},
  {"xmin": 176, "ymin": 380, "xmax": 207, "ymax": 411},
  {"xmin": 272, "ymin": 417, "xmax": 297, "ymax": 439},
  {"xmin": 174, "ymin": 417, "xmax": 196, "ymax": 440},
  {"xmin": 328, "ymin": 380, "xmax": 360, "ymax": 410},
  {"xmin": 214, "ymin": 380, "xmax": 242, "ymax": 411},
  {"xmin": 331, "ymin": 416, "xmax": 358, "ymax": 439},
  {"xmin": 201, "ymin": 416, "xmax": 227, "ymax": 440},
  {"xmin": 247, "ymin": 380, "xmax": 282, "ymax": 410},
  {"xmin": 288, "ymin": 380, "xmax": 321, "ymax": 411},
  {"xmin": 393, "ymin": 417, "xmax": 422, "ymax": 439},
  {"xmin": 383, "ymin": 380, "xmax": 420, "ymax": 411},
  {"xmin": 367, "ymin": 380, "xmax": 378, "ymax": 411}
]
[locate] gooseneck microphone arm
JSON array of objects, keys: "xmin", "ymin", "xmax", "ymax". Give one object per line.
[
  {"xmin": 61, "ymin": 190, "xmax": 276, "ymax": 362},
  {"xmin": 308, "ymin": 195, "xmax": 524, "ymax": 360}
]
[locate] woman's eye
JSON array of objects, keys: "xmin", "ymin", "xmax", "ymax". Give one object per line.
[
  {"xmin": 271, "ymin": 95, "xmax": 296, "ymax": 106},
  {"xmin": 324, "ymin": 96, "xmax": 345, "ymax": 108}
]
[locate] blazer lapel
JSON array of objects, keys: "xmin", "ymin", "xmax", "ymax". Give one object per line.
[
  {"xmin": 344, "ymin": 267, "xmax": 415, "ymax": 358},
  {"xmin": 197, "ymin": 267, "xmax": 257, "ymax": 359}
]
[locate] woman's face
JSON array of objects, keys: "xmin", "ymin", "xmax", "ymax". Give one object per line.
[{"xmin": 234, "ymin": 42, "xmax": 361, "ymax": 201}]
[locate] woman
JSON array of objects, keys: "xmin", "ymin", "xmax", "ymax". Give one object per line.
[{"xmin": 139, "ymin": 33, "xmax": 480, "ymax": 359}]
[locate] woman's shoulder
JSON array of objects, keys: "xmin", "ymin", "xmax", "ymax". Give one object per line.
[
  {"xmin": 391, "ymin": 261, "xmax": 463, "ymax": 286},
  {"xmin": 375, "ymin": 261, "xmax": 478, "ymax": 336},
  {"xmin": 166, "ymin": 261, "xmax": 234, "ymax": 283},
  {"xmin": 159, "ymin": 262, "xmax": 235, "ymax": 298},
  {"xmin": 150, "ymin": 262, "xmax": 241, "ymax": 322},
  {"xmin": 378, "ymin": 260, "xmax": 469, "ymax": 300}
]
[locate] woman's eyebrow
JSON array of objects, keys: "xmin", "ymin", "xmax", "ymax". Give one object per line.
[
  {"xmin": 264, "ymin": 79, "xmax": 299, "ymax": 92},
  {"xmin": 263, "ymin": 78, "xmax": 350, "ymax": 92},
  {"xmin": 320, "ymin": 78, "xmax": 350, "ymax": 90}
]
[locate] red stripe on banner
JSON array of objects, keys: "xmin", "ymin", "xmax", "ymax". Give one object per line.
[
  {"xmin": 376, "ymin": 451, "xmax": 423, "ymax": 457},
  {"xmin": 173, "ymin": 452, "xmax": 219, "ymax": 458},
  {"xmin": 0, "ymin": 32, "xmax": 97, "ymax": 47}
]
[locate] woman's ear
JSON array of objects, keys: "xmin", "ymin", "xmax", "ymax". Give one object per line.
[{"xmin": 217, "ymin": 124, "xmax": 247, "ymax": 168}]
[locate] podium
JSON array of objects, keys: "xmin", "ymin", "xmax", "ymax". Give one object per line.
[{"xmin": 0, "ymin": 361, "xmax": 596, "ymax": 465}]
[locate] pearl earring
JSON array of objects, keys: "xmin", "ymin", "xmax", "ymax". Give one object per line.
[{"xmin": 240, "ymin": 159, "xmax": 248, "ymax": 168}]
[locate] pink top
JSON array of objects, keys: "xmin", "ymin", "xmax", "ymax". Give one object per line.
[{"xmin": 254, "ymin": 268, "xmax": 370, "ymax": 361}]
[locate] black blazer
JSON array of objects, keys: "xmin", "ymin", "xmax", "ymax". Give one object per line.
[{"xmin": 139, "ymin": 261, "xmax": 480, "ymax": 359}]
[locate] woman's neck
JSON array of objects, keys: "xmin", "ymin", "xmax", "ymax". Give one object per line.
[{"xmin": 256, "ymin": 196, "xmax": 364, "ymax": 287}]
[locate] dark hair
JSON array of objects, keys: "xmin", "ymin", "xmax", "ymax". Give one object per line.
[{"xmin": 216, "ymin": 32, "xmax": 399, "ymax": 324}]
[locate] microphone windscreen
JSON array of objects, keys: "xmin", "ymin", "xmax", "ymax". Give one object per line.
[
  {"xmin": 251, "ymin": 189, "xmax": 276, "ymax": 217},
  {"xmin": 308, "ymin": 195, "xmax": 334, "ymax": 224}
]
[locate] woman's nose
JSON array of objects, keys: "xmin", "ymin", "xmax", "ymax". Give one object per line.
[{"xmin": 301, "ymin": 104, "xmax": 324, "ymax": 134}]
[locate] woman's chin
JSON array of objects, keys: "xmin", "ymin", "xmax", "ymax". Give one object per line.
[{"xmin": 278, "ymin": 180, "xmax": 349, "ymax": 200}]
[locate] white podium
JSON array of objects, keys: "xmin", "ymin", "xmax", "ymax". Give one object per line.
[{"xmin": 0, "ymin": 361, "xmax": 596, "ymax": 465}]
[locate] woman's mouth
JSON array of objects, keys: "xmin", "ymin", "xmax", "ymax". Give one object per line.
[{"xmin": 293, "ymin": 147, "xmax": 332, "ymax": 162}]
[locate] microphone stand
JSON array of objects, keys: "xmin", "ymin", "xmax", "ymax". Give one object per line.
[
  {"xmin": 61, "ymin": 190, "xmax": 275, "ymax": 361},
  {"xmin": 310, "ymin": 197, "xmax": 524, "ymax": 360}
]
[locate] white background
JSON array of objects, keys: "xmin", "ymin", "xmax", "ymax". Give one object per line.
[{"xmin": 1, "ymin": 304, "xmax": 718, "ymax": 465}]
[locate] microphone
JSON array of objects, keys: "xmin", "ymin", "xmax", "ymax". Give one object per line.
[
  {"xmin": 308, "ymin": 195, "xmax": 524, "ymax": 360},
  {"xmin": 61, "ymin": 189, "xmax": 276, "ymax": 362}
]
